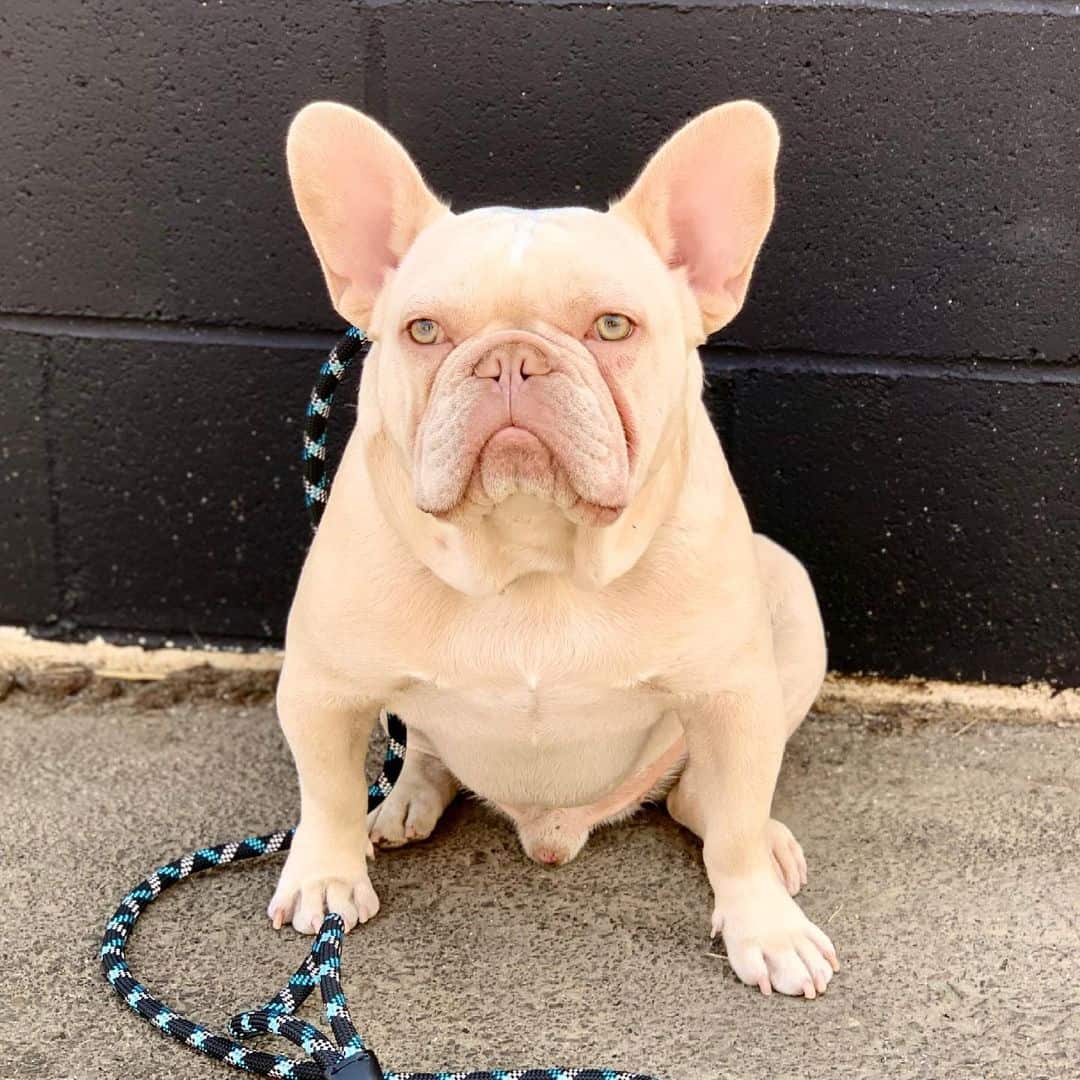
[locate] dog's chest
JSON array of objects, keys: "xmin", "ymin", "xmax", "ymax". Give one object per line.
[
  {"xmin": 388, "ymin": 673, "xmax": 677, "ymax": 807},
  {"xmin": 391, "ymin": 668, "xmax": 668, "ymax": 741},
  {"xmin": 382, "ymin": 585, "xmax": 681, "ymax": 805}
]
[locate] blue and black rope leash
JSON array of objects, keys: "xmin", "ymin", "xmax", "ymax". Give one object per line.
[{"xmin": 101, "ymin": 327, "xmax": 661, "ymax": 1080}]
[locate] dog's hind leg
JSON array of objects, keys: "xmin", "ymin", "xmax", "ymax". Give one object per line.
[
  {"xmin": 753, "ymin": 533, "xmax": 828, "ymax": 739},
  {"xmin": 666, "ymin": 533, "xmax": 825, "ymax": 896},
  {"xmin": 368, "ymin": 724, "xmax": 459, "ymax": 848}
]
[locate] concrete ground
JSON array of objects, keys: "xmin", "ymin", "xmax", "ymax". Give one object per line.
[{"xmin": 1, "ymin": 693, "xmax": 1077, "ymax": 1080}]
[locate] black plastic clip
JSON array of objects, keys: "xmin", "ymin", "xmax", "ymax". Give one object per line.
[{"xmin": 324, "ymin": 1051, "xmax": 385, "ymax": 1080}]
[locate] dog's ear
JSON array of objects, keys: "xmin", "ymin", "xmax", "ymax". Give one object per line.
[
  {"xmin": 611, "ymin": 101, "xmax": 779, "ymax": 336},
  {"xmin": 287, "ymin": 102, "xmax": 448, "ymax": 328}
]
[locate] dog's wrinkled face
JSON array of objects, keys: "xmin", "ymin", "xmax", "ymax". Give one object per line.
[
  {"xmin": 287, "ymin": 102, "xmax": 779, "ymax": 527},
  {"xmin": 371, "ymin": 206, "xmax": 690, "ymax": 524}
]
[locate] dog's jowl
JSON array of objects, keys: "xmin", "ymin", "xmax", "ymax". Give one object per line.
[{"xmin": 270, "ymin": 101, "xmax": 838, "ymax": 999}]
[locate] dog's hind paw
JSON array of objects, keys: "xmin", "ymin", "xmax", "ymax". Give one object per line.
[{"xmin": 368, "ymin": 748, "xmax": 458, "ymax": 848}]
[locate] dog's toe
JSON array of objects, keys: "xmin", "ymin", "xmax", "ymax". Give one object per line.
[{"xmin": 767, "ymin": 818, "xmax": 808, "ymax": 896}]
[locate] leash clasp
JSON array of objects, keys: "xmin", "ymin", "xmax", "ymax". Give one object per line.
[{"xmin": 325, "ymin": 1050, "xmax": 384, "ymax": 1080}]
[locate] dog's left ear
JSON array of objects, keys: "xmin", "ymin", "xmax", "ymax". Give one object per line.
[{"xmin": 611, "ymin": 101, "xmax": 779, "ymax": 336}]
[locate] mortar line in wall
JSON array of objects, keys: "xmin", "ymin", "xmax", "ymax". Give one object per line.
[
  {"xmin": 361, "ymin": 0, "xmax": 1080, "ymax": 17},
  {"xmin": 704, "ymin": 350, "xmax": 1080, "ymax": 385},
  {"xmin": 3, "ymin": 312, "xmax": 1078, "ymax": 383},
  {"xmin": 0, "ymin": 313, "xmax": 338, "ymax": 351}
]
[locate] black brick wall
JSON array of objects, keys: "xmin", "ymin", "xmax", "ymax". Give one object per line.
[{"xmin": 1, "ymin": 0, "xmax": 1077, "ymax": 684}]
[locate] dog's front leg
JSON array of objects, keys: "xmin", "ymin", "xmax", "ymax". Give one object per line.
[
  {"xmin": 268, "ymin": 661, "xmax": 381, "ymax": 934},
  {"xmin": 672, "ymin": 683, "xmax": 839, "ymax": 997}
]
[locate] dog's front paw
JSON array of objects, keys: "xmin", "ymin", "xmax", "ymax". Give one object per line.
[
  {"xmin": 268, "ymin": 823, "xmax": 379, "ymax": 934},
  {"xmin": 711, "ymin": 871, "xmax": 839, "ymax": 998}
]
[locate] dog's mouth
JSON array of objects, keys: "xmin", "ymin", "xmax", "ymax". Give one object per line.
[{"xmin": 429, "ymin": 425, "xmax": 624, "ymax": 527}]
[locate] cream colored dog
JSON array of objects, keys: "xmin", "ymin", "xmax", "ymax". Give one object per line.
[{"xmin": 269, "ymin": 100, "xmax": 839, "ymax": 999}]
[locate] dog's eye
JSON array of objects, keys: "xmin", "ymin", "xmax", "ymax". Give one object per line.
[
  {"xmin": 594, "ymin": 314, "xmax": 633, "ymax": 341},
  {"xmin": 407, "ymin": 318, "xmax": 441, "ymax": 345}
]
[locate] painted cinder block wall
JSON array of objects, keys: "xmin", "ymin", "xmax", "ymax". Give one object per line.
[{"xmin": 1, "ymin": 1, "xmax": 1077, "ymax": 686}]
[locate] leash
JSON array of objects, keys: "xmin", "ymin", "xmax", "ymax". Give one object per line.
[
  {"xmin": 302, "ymin": 325, "xmax": 371, "ymax": 532},
  {"xmin": 100, "ymin": 327, "xmax": 662, "ymax": 1080}
]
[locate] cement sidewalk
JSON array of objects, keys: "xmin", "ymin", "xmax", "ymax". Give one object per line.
[{"xmin": 1, "ymin": 694, "xmax": 1077, "ymax": 1079}]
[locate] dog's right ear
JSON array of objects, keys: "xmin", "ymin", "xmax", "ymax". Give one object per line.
[{"xmin": 286, "ymin": 102, "xmax": 448, "ymax": 329}]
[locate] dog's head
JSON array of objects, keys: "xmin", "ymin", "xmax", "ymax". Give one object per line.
[{"xmin": 287, "ymin": 101, "xmax": 778, "ymax": 528}]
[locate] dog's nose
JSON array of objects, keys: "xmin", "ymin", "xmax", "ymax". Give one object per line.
[{"xmin": 473, "ymin": 342, "xmax": 552, "ymax": 381}]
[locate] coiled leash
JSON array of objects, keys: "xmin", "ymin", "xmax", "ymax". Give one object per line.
[{"xmin": 100, "ymin": 326, "xmax": 661, "ymax": 1080}]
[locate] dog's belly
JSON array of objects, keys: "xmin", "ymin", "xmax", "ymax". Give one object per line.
[{"xmin": 385, "ymin": 678, "xmax": 681, "ymax": 808}]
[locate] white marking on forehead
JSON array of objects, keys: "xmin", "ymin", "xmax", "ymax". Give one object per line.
[
  {"xmin": 460, "ymin": 206, "xmax": 594, "ymax": 267},
  {"xmin": 508, "ymin": 216, "xmax": 539, "ymax": 266}
]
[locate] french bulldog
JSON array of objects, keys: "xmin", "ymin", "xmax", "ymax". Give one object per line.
[{"xmin": 269, "ymin": 100, "xmax": 838, "ymax": 998}]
